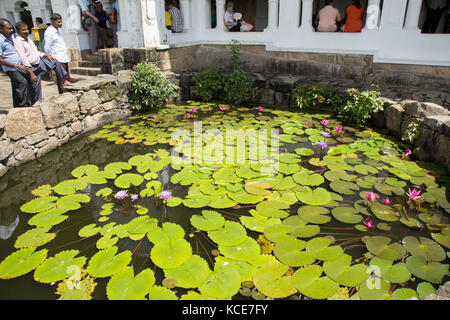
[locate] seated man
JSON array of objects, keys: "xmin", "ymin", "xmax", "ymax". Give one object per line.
[
  {"xmin": 224, "ymin": 2, "xmax": 241, "ymax": 32},
  {"xmin": 317, "ymin": 0, "xmax": 341, "ymax": 32},
  {"xmin": 167, "ymin": 1, "xmax": 183, "ymax": 33},
  {"xmin": 95, "ymin": 1, "xmax": 114, "ymax": 49},
  {"xmin": 0, "ymin": 18, "xmax": 33, "ymax": 108},
  {"xmin": 14, "ymin": 21, "xmax": 71, "ymax": 103}
]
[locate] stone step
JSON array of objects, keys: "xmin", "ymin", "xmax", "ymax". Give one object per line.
[
  {"xmin": 81, "ymin": 51, "xmax": 102, "ymax": 63},
  {"xmin": 70, "ymin": 66, "xmax": 102, "ymax": 76},
  {"xmin": 78, "ymin": 60, "xmax": 101, "ymax": 68}
]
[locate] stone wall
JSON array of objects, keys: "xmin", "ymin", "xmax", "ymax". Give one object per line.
[{"xmin": 0, "ymin": 72, "xmax": 132, "ymax": 178}]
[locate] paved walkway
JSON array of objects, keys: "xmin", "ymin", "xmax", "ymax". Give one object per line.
[{"xmin": 0, "ymin": 72, "xmax": 61, "ymax": 110}]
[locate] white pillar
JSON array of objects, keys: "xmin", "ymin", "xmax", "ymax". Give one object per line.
[
  {"xmin": 215, "ymin": 0, "xmax": 225, "ymax": 31},
  {"xmin": 67, "ymin": 0, "xmax": 83, "ymax": 32},
  {"xmin": 279, "ymin": 0, "xmax": 300, "ymax": 30},
  {"xmin": 266, "ymin": 0, "xmax": 278, "ymax": 30},
  {"xmin": 299, "ymin": 0, "xmax": 313, "ymax": 32},
  {"xmin": 179, "ymin": 0, "xmax": 191, "ymax": 31},
  {"xmin": 404, "ymin": 0, "xmax": 423, "ymax": 30},
  {"xmin": 379, "ymin": 0, "xmax": 408, "ymax": 30},
  {"xmin": 364, "ymin": 0, "xmax": 381, "ymax": 30}
]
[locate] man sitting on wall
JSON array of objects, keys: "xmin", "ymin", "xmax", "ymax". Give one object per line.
[
  {"xmin": 95, "ymin": 1, "xmax": 114, "ymax": 49},
  {"xmin": 0, "ymin": 18, "xmax": 33, "ymax": 108},
  {"xmin": 14, "ymin": 21, "xmax": 71, "ymax": 103},
  {"xmin": 167, "ymin": 1, "xmax": 183, "ymax": 33}
]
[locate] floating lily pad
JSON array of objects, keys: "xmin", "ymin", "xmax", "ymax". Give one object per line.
[
  {"xmin": 151, "ymin": 238, "xmax": 192, "ymax": 270},
  {"xmin": 53, "ymin": 179, "xmax": 87, "ymax": 195},
  {"xmin": 252, "ymin": 263, "xmax": 297, "ymax": 299},
  {"xmin": 292, "ymin": 171, "xmax": 324, "ymax": 186},
  {"xmin": 358, "ymin": 279, "xmax": 391, "ymax": 300},
  {"xmin": 34, "ymin": 250, "xmax": 86, "ymax": 283},
  {"xmin": 14, "ymin": 227, "xmax": 56, "ymax": 249},
  {"xmin": 366, "ymin": 236, "xmax": 406, "ymax": 261},
  {"xmin": 56, "ymin": 193, "xmax": 90, "ymax": 211},
  {"xmin": 227, "ymin": 190, "xmax": 264, "ymax": 204},
  {"xmin": 282, "ymin": 216, "xmax": 320, "ymax": 238},
  {"xmin": 369, "ymin": 257, "xmax": 411, "ymax": 283},
  {"xmin": 183, "ymin": 195, "xmax": 210, "ymax": 208},
  {"xmin": 78, "ymin": 224, "xmax": 101, "ymax": 238},
  {"xmin": 292, "ymin": 265, "xmax": 339, "ymax": 299},
  {"xmin": 56, "ymin": 274, "xmax": 97, "ymax": 300},
  {"xmin": 87, "ymin": 246, "xmax": 132, "ymax": 278},
  {"xmin": 255, "ymin": 200, "xmax": 290, "ymax": 218},
  {"xmin": 198, "ymin": 264, "xmax": 241, "ymax": 299},
  {"xmin": 431, "ymin": 227, "xmax": 450, "ymax": 249},
  {"xmin": 0, "ymin": 248, "xmax": 48, "ymax": 279},
  {"xmin": 240, "ymin": 210, "xmax": 281, "ymax": 233},
  {"xmin": 306, "ymin": 237, "xmax": 344, "ymax": 261},
  {"xmin": 370, "ymin": 203, "xmax": 400, "ymax": 222},
  {"xmin": 190, "ymin": 210, "xmax": 225, "ymax": 231},
  {"xmin": 244, "ymin": 181, "xmax": 273, "ymax": 196},
  {"xmin": 402, "ymin": 236, "xmax": 446, "ymax": 262},
  {"xmin": 20, "ymin": 196, "xmax": 58, "ymax": 214},
  {"xmin": 295, "ymin": 148, "xmax": 315, "ymax": 156},
  {"xmin": 391, "ymin": 288, "xmax": 419, "ymax": 300},
  {"xmin": 208, "ymin": 221, "xmax": 246, "ymax": 246},
  {"xmin": 323, "ymin": 254, "xmax": 369, "ymax": 287},
  {"xmin": 297, "ymin": 205, "xmax": 331, "ymax": 224},
  {"xmin": 213, "ymin": 168, "xmax": 242, "ymax": 184},
  {"xmin": 405, "ymin": 255, "xmax": 449, "ymax": 283},
  {"xmin": 331, "ymin": 206, "xmax": 363, "ymax": 224},
  {"xmin": 417, "ymin": 282, "xmax": 436, "ymax": 299},
  {"xmin": 114, "ymin": 173, "xmax": 144, "ymax": 189},
  {"xmin": 164, "ymin": 255, "xmax": 211, "ymax": 288},
  {"xmin": 127, "ymin": 216, "xmax": 158, "ymax": 235},
  {"xmin": 106, "ymin": 267, "xmax": 155, "ymax": 300},
  {"xmin": 28, "ymin": 209, "xmax": 68, "ymax": 228},
  {"xmin": 263, "ymin": 223, "xmax": 296, "ymax": 243},
  {"xmin": 330, "ymin": 180, "xmax": 359, "ymax": 195},
  {"xmin": 219, "ymin": 237, "xmax": 261, "ymax": 262},
  {"xmin": 148, "ymin": 286, "xmax": 178, "ymax": 300},
  {"xmin": 296, "ymin": 187, "xmax": 332, "ymax": 206}
]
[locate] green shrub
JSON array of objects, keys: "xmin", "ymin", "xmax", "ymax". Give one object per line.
[
  {"xmin": 292, "ymin": 83, "xmax": 343, "ymax": 110},
  {"xmin": 340, "ymin": 84, "xmax": 383, "ymax": 125},
  {"xmin": 402, "ymin": 121, "xmax": 420, "ymax": 145},
  {"xmin": 128, "ymin": 61, "xmax": 179, "ymax": 113},
  {"xmin": 191, "ymin": 66, "xmax": 223, "ymax": 102}
]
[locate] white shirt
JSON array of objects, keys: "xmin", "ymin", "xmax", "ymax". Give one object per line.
[
  {"xmin": 224, "ymin": 10, "xmax": 235, "ymax": 29},
  {"xmin": 427, "ymin": 0, "xmax": 447, "ymax": 9},
  {"xmin": 44, "ymin": 25, "xmax": 70, "ymax": 63}
]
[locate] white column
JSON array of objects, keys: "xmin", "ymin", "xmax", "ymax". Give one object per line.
[
  {"xmin": 179, "ymin": 0, "xmax": 192, "ymax": 31},
  {"xmin": 215, "ymin": 0, "xmax": 225, "ymax": 31},
  {"xmin": 266, "ymin": 0, "xmax": 278, "ymax": 30},
  {"xmin": 67, "ymin": 0, "xmax": 83, "ymax": 32},
  {"xmin": 364, "ymin": 0, "xmax": 381, "ymax": 30},
  {"xmin": 379, "ymin": 0, "xmax": 407, "ymax": 30},
  {"xmin": 404, "ymin": 0, "xmax": 423, "ymax": 30},
  {"xmin": 299, "ymin": 0, "xmax": 313, "ymax": 31},
  {"xmin": 279, "ymin": 0, "xmax": 301, "ymax": 30}
]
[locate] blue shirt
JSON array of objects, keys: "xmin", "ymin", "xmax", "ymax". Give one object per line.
[{"xmin": 0, "ymin": 33, "xmax": 22, "ymax": 72}]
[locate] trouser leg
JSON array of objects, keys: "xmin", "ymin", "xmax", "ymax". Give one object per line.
[
  {"xmin": 29, "ymin": 64, "xmax": 43, "ymax": 104},
  {"xmin": 88, "ymin": 17, "xmax": 98, "ymax": 53},
  {"xmin": 56, "ymin": 63, "xmax": 70, "ymax": 94},
  {"xmin": 6, "ymin": 71, "xmax": 30, "ymax": 107},
  {"xmin": 112, "ymin": 23, "xmax": 118, "ymax": 48}
]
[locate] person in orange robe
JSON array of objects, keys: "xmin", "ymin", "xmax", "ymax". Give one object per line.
[{"xmin": 342, "ymin": 0, "xmax": 364, "ymax": 32}]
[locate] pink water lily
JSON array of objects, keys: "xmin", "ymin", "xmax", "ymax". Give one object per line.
[
  {"xmin": 407, "ymin": 188, "xmax": 423, "ymax": 201},
  {"xmin": 185, "ymin": 113, "xmax": 191, "ymax": 118},
  {"xmin": 257, "ymin": 106, "xmax": 263, "ymax": 111},
  {"xmin": 321, "ymin": 119, "xmax": 329, "ymax": 126},
  {"xmin": 219, "ymin": 105, "xmax": 226, "ymax": 111},
  {"xmin": 130, "ymin": 194, "xmax": 139, "ymax": 202},
  {"xmin": 191, "ymin": 107, "xmax": 197, "ymax": 113},
  {"xmin": 152, "ymin": 115, "xmax": 157, "ymax": 120},
  {"xmin": 321, "ymin": 132, "xmax": 331, "ymax": 138},
  {"xmin": 335, "ymin": 126, "xmax": 343, "ymax": 133},
  {"xmin": 115, "ymin": 190, "xmax": 128, "ymax": 200},
  {"xmin": 382, "ymin": 197, "xmax": 391, "ymax": 205},
  {"xmin": 159, "ymin": 190, "xmax": 173, "ymax": 200},
  {"xmin": 405, "ymin": 149, "xmax": 412, "ymax": 156},
  {"xmin": 208, "ymin": 106, "xmax": 213, "ymax": 111},
  {"xmin": 303, "ymin": 122, "xmax": 310, "ymax": 127},
  {"xmin": 363, "ymin": 219, "xmax": 375, "ymax": 229},
  {"xmin": 317, "ymin": 141, "xmax": 328, "ymax": 149},
  {"xmin": 365, "ymin": 192, "xmax": 378, "ymax": 203}
]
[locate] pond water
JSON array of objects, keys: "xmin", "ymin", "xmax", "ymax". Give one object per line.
[{"xmin": 0, "ymin": 101, "xmax": 448, "ymax": 300}]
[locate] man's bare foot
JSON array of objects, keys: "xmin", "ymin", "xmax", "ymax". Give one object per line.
[{"xmin": 63, "ymin": 80, "xmax": 74, "ymax": 86}]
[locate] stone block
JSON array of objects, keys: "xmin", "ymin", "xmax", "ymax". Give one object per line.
[
  {"xmin": 4, "ymin": 107, "xmax": 45, "ymax": 140},
  {"xmin": 0, "ymin": 163, "xmax": 7, "ymax": 178},
  {"xmin": 15, "ymin": 148, "xmax": 35, "ymax": 163},
  {"xmin": 39, "ymin": 93, "xmax": 80, "ymax": 128},
  {"xmin": 270, "ymin": 75, "xmax": 300, "ymax": 93},
  {"xmin": 0, "ymin": 140, "xmax": 13, "ymax": 161},
  {"xmin": 385, "ymin": 103, "xmax": 404, "ymax": 137},
  {"xmin": 25, "ymin": 130, "xmax": 49, "ymax": 145},
  {"xmin": 79, "ymin": 90, "xmax": 102, "ymax": 112},
  {"xmin": 37, "ymin": 136, "xmax": 59, "ymax": 158},
  {"xmin": 423, "ymin": 115, "xmax": 450, "ymax": 134},
  {"xmin": 98, "ymin": 84, "xmax": 119, "ymax": 102}
]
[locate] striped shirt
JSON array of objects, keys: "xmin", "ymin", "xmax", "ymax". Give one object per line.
[{"xmin": 168, "ymin": 6, "xmax": 183, "ymax": 33}]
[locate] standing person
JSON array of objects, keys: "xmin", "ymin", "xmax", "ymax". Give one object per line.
[
  {"xmin": 422, "ymin": 0, "xmax": 448, "ymax": 33},
  {"xmin": 20, "ymin": 2, "xmax": 34, "ymax": 32},
  {"xmin": 44, "ymin": 13, "xmax": 71, "ymax": 94},
  {"xmin": 317, "ymin": 0, "xmax": 341, "ymax": 32},
  {"xmin": 110, "ymin": 0, "xmax": 121, "ymax": 47},
  {"xmin": 14, "ymin": 21, "xmax": 71, "ymax": 103},
  {"xmin": 35, "ymin": 17, "xmax": 47, "ymax": 29},
  {"xmin": 0, "ymin": 18, "xmax": 33, "ymax": 108},
  {"xmin": 77, "ymin": 0, "xmax": 99, "ymax": 54},
  {"xmin": 167, "ymin": 1, "xmax": 183, "ymax": 33},
  {"xmin": 342, "ymin": 0, "xmax": 364, "ymax": 32},
  {"xmin": 94, "ymin": 2, "xmax": 113, "ymax": 49}
]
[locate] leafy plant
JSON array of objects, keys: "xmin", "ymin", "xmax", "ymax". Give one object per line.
[
  {"xmin": 191, "ymin": 66, "xmax": 223, "ymax": 101},
  {"xmin": 402, "ymin": 122, "xmax": 420, "ymax": 145},
  {"xmin": 340, "ymin": 84, "xmax": 383, "ymax": 125},
  {"xmin": 292, "ymin": 83, "xmax": 343, "ymax": 110},
  {"xmin": 128, "ymin": 61, "xmax": 179, "ymax": 113}
]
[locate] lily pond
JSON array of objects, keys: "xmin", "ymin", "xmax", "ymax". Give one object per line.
[{"xmin": 0, "ymin": 101, "xmax": 449, "ymax": 300}]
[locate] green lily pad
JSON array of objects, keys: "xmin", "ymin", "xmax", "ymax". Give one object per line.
[
  {"xmin": 227, "ymin": 190, "xmax": 264, "ymax": 204},
  {"xmin": 240, "ymin": 210, "xmax": 281, "ymax": 233},
  {"xmin": 126, "ymin": 216, "xmax": 158, "ymax": 235},
  {"xmin": 198, "ymin": 264, "xmax": 241, "ymax": 299},
  {"xmin": 277, "ymin": 163, "xmax": 301, "ymax": 175},
  {"xmin": 306, "ymin": 237, "xmax": 344, "ymax": 261},
  {"xmin": 96, "ymin": 187, "xmax": 113, "ymax": 197},
  {"xmin": 431, "ymin": 226, "xmax": 450, "ymax": 249},
  {"xmin": 190, "ymin": 210, "xmax": 225, "ymax": 231},
  {"xmin": 391, "ymin": 288, "xmax": 419, "ymax": 300},
  {"xmin": 370, "ymin": 202, "xmax": 400, "ymax": 222},
  {"xmin": 385, "ymin": 177, "xmax": 407, "ymax": 188},
  {"xmin": 358, "ymin": 279, "xmax": 391, "ymax": 300},
  {"xmin": 208, "ymin": 221, "xmax": 246, "ymax": 246},
  {"xmin": 282, "ymin": 215, "xmax": 320, "ymax": 238},
  {"xmin": 272, "ymin": 176, "xmax": 297, "ymax": 191},
  {"xmin": 56, "ymin": 193, "xmax": 90, "ymax": 211},
  {"xmin": 252, "ymin": 263, "xmax": 297, "ymax": 299},
  {"xmin": 405, "ymin": 255, "xmax": 449, "ymax": 283},
  {"xmin": 354, "ymin": 164, "xmax": 378, "ymax": 175},
  {"xmin": 164, "ymin": 255, "xmax": 211, "ymax": 288},
  {"xmin": 296, "ymin": 187, "xmax": 332, "ymax": 206},
  {"xmin": 104, "ymin": 162, "xmax": 132, "ymax": 175},
  {"xmin": 402, "ymin": 236, "xmax": 446, "ymax": 262},
  {"xmin": 295, "ymin": 148, "xmax": 315, "ymax": 156},
  {"xmin": 213, "ymin": 168, "xmax": 242, "ymax": 184},
  {"xmin": 87, "ymin": 246, "xmax": 132, "ymax": 278},
  {"xmin": 146, "ymin": 223, "xmax": 185, "ymax": 244},
  {"xmin": 14, "ymin": 227, "xmax": 56, "ymax": 249},
  {"xmin": 297, "ymin": 205, "xmax": 331, "ymax": 224},
  {"xmin": 417, "ymin": 282, "xmax": 436, "ymax": 299},
  {"xmin": 148, "ymin": 286, "xmax": 178, "ymax": 300},
  {"xmin": 208, "ymin": 195, "xmax": 238, "ymax": 209},
  {"xmin": 418, "ymin": 212, "xmax": 446, "ymax": 225},
  {"xmin": 331, "ymin": 206, "xmax": 363, "ymax": 224},
  {"xmin": 0, "ymin": 248, "xmax": 48, "ymax": 279},
  {"xmin": 151, "ymin": 238, "xmax": 192, "ymax": 269},
  {"xmin": 183, "ymin": 195, "xmax": 210, "ymax": 208},
  {"xmin": 34, "ymin": 250, "xmax": 86, "ymax": 283},
  {"xmin": 273, "ymin": 239, "xmax": 315, "ymax": 267},
  {"xmin": 366, "ymin": 236, "xmax": 406, "ymax": 261},
  {"xmin": 264, "ymin": 224, "xmax": 296, "ymax": 243},
  {"xmin": 219, "ymin": 237, "xmax": 261, "ymax": 262},
  {"xmin": 400, "ymin": 217, "xmax": 422, "ymax": 229},
  {"xmin": 27, "ymin": 208, "xmax": 68, "ymax": 228},
  {"xmin": 255, "ymin": 200, "xmax": 290, "ymax": 218},
  {"xmin": 244, "ymin": 181, "xmax": 273, "ymax": 196},
  {"xmin": 323, "ymin": 254, "xmax": 369, "ymax": 287},
  {"xmin": 279, "ymin": 153, "xmax": 301, "ymax": 164},
  {"xmin": 106, "ymin": 267, "xmax": 155, "ymax": 300},
  {"xmin": 114, "ymin": 173, "xmax": 144, "ymax": 188},
  {"xmin": 53, "ymin": 179, "xmax": 87, "ymax": 195},
  {"xmin": 292, "ymin": 265, "xmax": 339, "ymax": 299},
  {"xmin": 20, "ymin": 196, "xmax": 58, "ymax": 214},
  {"xmin": 78, "ymin": 224, "xmax": 101, "ymax": 238},
  {"xmin": 369, "ymin": 257, "xmax": 411, "ymax": 283},
  {"xmin": 329, "ymin": 180, "xmax": 359, "ymax": 195},
  {"xmin": 292, "ymin": 171, "xmax": 324, "ymax": 186}
]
